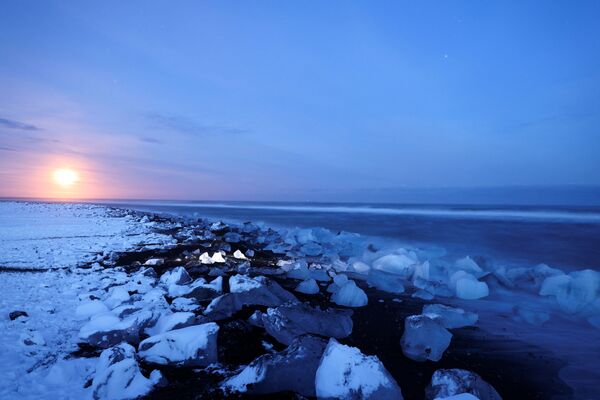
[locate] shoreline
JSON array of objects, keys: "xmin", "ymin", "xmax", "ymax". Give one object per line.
[{"xmin": 0, "ymin": 201, "xmax": 596, "ymax": 399}]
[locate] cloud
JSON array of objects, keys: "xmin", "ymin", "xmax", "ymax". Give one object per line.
[
  {"xmin": 145, "ymin": 112, "xmax": 247, "ymax": 136},
  {"xmin": 0, "ymin": 117, "xmax": 41, "ymax": 131},
  {"xmin": 139, "ymin": 136, "xmax": 162, "ymax": 144}
]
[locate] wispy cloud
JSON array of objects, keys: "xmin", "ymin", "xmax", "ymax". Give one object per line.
[
  {"xmin": 145, "ymin": 112, "xmax": 247, "ymax": 136},
  {"xmin": 0, "ymin": 117, "xmax": 41, "ymax": 131},
  {"xmin": 139, "ymin": 136, "xmax": 162, "ymax": 144}
]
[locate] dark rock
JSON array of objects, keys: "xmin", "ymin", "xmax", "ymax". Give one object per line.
[
  {"xmin": 260, "ymin": 302, "xmax": 353, "ymax": 345},
  {"xmin": 9, "ymin": 311, "xmax": 28, "ymax": 320},
  {"xmin": 223, "ymin": 335, "xmax": 327, "ymax": 397}
]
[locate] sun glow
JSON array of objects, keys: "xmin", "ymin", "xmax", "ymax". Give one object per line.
[{"xmin": 52, "ymin": 168, "xmax": 80, "ymax": 188}]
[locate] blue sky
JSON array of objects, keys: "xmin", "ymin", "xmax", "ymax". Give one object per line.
[{"xmin": 1, "ymin": 1, "xmax": 599, "ymax": 201}]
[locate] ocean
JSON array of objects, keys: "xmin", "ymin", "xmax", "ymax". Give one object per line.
[{"xmin": 99, "ymin": 200, "xmax": 600, "ymax": 272}]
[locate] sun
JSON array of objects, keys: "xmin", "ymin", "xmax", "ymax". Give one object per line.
[{"xmin": 53, "ymin": 168, "xmax": 80, "ymax": 188}]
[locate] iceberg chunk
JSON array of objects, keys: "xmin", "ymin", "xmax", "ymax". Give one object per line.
[
  {"xmin": 400, "ymin": 315, "xmax": 452, "ymax": 362},
  {"xmin": 315, "ymin": 338, "xmax": 403, "ymax": 400},
  {"xmin": 331, "ymin": 280, "xmax": 368, "ymax": 307},
  {"xmin": 425, "ymin": 368, "xmax": 501, "ymax": 400},
  {"xmin": 422, "ymin": 304, "xmax": 478, "ymax": 329},
  {"xmin": 372, "ymin": 253, "xmax": 417, "ymax": 278},
  {"xmin": 296, "ymin": 278, "xmax": 320, "ymax": 294}
]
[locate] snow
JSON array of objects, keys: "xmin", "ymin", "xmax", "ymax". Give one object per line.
[
  {"xmin": 315, "ymin": 338, "xmax": 403, "ymax": 400},
  {"xmin": 75, "ymin": 300, "xmax": 110, "ymax": 320},
  {"xmin": 0, "ymin": 201, "xmax": 174, "ymax": 270},
  {"xmin": 199, "ymin": 252, "xmax": 214, "ymax": 264},
  {"xmin": 144, "ymin": 258, "xmax": 164, "ymax": 266},
  {"xmin": 229, "ymin": 274, "xmax": 262, "ymax": 293},
  {"xmin": 91, "ymin": 343, "xmax": 164, "ymax": 400},
  {"xmin": 138, "ymin": 323, "xmax": 219, "ymax": 366}
]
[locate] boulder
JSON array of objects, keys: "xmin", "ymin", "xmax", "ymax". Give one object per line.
[
  {"xmin": 138, "ymin": 323, "xmax": 219, "ymax": 367},
  {"xmin": 223, "ymin": 335, "xmax": 327, "ymax": 396},
  {"xmin": 91, "ymin": 343, "xmax": 164, "ymax": 400},
  {"xmin": 260, "ymin": 302, "xmax": 353, "ymax": 345}
]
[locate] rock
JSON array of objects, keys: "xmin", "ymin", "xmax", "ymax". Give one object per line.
[
  {"xmin": 145, "ymin": 312, "xmax": 196, "ymax": 335},
  {"xmin": 224, "ymin": 232, "xmax": 242, "ymax": 243},
  {"xmin": 295, "ymin": 278, "xmax": 320, "ymax": 294},
  {"xmin": 91, "ymin": 343, "xmax": 164, "ymax": 400},
  {"xmin": 422, "ymin": 304, "xmax": 478, "ymax": 329},
  {"xmin": 9, "ymin": 310, "xmax": 28, "ymax": 320},
  {"xmin": 184, "ymin": 276, "xmax": 223, "ymax": 301},
  {"xmin": 331, "ymin": 280, "xmax": 368, "ymax": 307},
  {"xmin": 204, "ymin": 277, "xmax": 298, "ymax": 320},
  {"xmin": 229, "ymin": 274, "xmax": 263, "ymax": 293},
  {"xmin": 425, "ymin": 368, "xmax": 501, "ymax": 400},
  {"xmin": 170, "ymin": 297, "xmax": 200, "ymax": 312},
  {"xmin": 79, "ymin": 309, "xmax": 158, "ymax": 348},
  {"xmin": 104, "ymin": 286, "xmax": 131, "ymax": 309},
  {"xmin": 315, "ymin": 338, "xmax": 403, "ymax": 400},
  {"xmin": 260, "ymin": 302, "xmax": 353, "ymax": 345},
  {"xmin": 159, "ymin": 267, "xmax": 192, "ymax": 287},
  {"xmin": 138, "ymin": 323, "xmax": 219, "ymax": 367},
  {"xmin": 400, "ymin": 315, "xmax": 452, "ymax": 362},
  {"xmin": 223, "ymin": 335, "xmax": 327, "ymax": 396}
]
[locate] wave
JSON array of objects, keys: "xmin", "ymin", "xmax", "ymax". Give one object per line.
[{"xmin": 116, "ymin": 201, "xmax": 600, "ymax": 223}]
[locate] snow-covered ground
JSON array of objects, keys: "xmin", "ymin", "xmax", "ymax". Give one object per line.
[
  {"xmin": 0, "ymin": 202, "xmax": 176, "ymax": 399},
  {"xmin": 0, "ymin": 202, "xmax": 173, "ymax": 270}
]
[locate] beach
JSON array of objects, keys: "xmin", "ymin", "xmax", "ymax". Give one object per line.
[{"xmin": 1, "ymin": 200, "xmax": 599, "ymax": 399}]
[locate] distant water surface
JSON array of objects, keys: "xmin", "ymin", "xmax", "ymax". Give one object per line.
[{"xmin": 99, "ymin": 200, "xmax": 600, "ymax": 272}]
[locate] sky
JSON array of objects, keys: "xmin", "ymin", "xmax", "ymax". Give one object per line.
[{"xmin": 0, "ymin": 1, "xmax": 599, "ymax": 202}]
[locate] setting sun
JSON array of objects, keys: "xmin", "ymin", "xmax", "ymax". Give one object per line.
[{"xmin": 52, "ymin": 168, "xmax": 80, "ymax": 188}]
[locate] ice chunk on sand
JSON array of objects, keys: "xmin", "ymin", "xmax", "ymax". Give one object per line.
[
  {"xmin": 367, "ymin": 270, "xmax": 405, "ymax": 294},
  {"xmin": 539, "ymin": 269, "xmax": 600, "ymax": 314},
  {"xmin": 260, "ymin": 302, "xmax": 353, "ymax": 345},
  {"xmin": 400, "ymin": 315, "xmax": 452, "ymax": 362},
  {"xmin": 454, "ymin": 256, "xmax": 483, "ymax": 277},
  {"xmin": 233, "ymin": 249, "xmax": 248, "ymax": 259},
  {"xmin": 372, "ymin": 253, "xmax": 417, "ymax": 278},
  {"xmin": 212, "ymin": 252, "xmax": 226, "ymax": 263},
  {"xmin": 138, "ymin": 323, "xmax": 219, "ymax": 366},
  {"xmin": 425, "ymin": 368, "xmax": 501, "ymax": 400},
  {"xmin": 199, "ymin": 252, "xmax": 214, "ymax": 264},
  {"xmin": 91, "ymin": 343, "xmax": 164, "ymax": 400},
  {"xmin": 223, "ymin": 335, "xmax": 327, "ymax": 396},
  {"xmin": 296, "ymin": 278, "xmax": 320, "ymax": 294},
  {"xmin": 315, "ymin": 338, "xmax": 403, "ymax": 400},
  {"xmin": 454, "ymin": 275, "xmax": 489, "ymax": 300},
  {"xmin": 513, "ymin": 306, "xmax": 550, "ymax": 326},
  {"xmin": 331, "ymin": 280, "xmax": 368, "ymax": 307},
  {"xmin": 494, "ymin": 263, "xmax": 562, "ymax": 291},
  {"xmin": 144, "ymin": 258, "xmax": 164, "ymax": 266},
  {"xmin": 422, "ymin": 304, "xmax": 478, "ymax": 329}
]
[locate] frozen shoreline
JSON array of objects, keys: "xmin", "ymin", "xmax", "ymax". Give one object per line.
[{"xmin": 1, "ymin": 201, "xmax": 599, "ymax": 399}]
